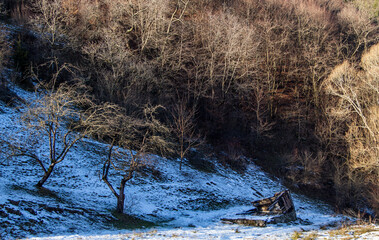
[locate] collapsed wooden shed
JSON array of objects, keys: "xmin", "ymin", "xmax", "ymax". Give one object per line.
[{"xmin": 221, "ymin": 190, "xmax": 297, "ymax": 227}]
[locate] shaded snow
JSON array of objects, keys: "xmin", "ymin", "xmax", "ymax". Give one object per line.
[{"xmin": 1, "ymin": 81, "xmax": 374, "ymax": 240}]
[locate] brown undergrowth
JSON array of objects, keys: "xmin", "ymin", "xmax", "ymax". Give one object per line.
[{"xmin": 2, "ymin": 0, "xmax": 378, "ymax": 214}]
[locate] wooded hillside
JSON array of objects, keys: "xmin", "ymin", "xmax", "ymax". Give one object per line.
[{"xmin": 1, "ymin": 0, "xmax": 378, "ymax": 215}]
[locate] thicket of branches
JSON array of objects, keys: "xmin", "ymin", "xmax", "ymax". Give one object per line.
[
  {"xmin": 4, "ymin": 0, "xmax": 379, "ymax": 214},
  {"xmin": 321, "ymin": 44, "xmax": 379, "ymax": 213}
]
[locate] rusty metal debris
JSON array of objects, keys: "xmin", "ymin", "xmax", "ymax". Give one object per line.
[{"xmin": 221, "ymin": 190, "xmax": 297, "ymax": 227}]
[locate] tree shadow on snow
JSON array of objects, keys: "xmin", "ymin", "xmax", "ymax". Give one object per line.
[{"xmin": 109, "ymin": 211, "xmax": 157, "ymax": 230}]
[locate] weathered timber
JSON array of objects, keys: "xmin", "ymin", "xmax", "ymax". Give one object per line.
[
  {"xmin": 221, "ymin": 190, "xmax": 296, "ymax": 227},
  {"xmin": 252, "ymin": 189, "xmax": 295, "ymax": 215},
  {"xmin": 221, "ymin": 218, "xmax": 267, "ymax": 227}
]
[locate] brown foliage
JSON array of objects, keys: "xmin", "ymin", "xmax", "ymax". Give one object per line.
[
  {"xmin": 19, "ymin": 0, "xmax": 379, "ymax": 213},
  {"xmin": 321, "ymin": 43, "xmax": 379, "ymax": 212},
  {"xmin": 337, "ymin": 2, "xmax": 379, "ymax": 57},
  {"xmin": 0, "ymin": 24, "xmax": 10, "ymax": 80}
]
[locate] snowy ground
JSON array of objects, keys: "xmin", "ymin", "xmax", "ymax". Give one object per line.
[
  {"xmin": 0, "ymin": 83, "xmax": 378, "ymax": 240},
  {"xmin": 25, "ymin": 224, "xmax": 379, "ymax": 240}
]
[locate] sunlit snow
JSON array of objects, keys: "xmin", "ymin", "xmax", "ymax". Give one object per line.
[{"xmin": 0, "ymin": 80, "xmax": 366, "ymax": 240}]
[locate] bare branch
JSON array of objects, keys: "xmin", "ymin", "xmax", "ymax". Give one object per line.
[{"xmin": 1, "ymin": 140, "xmax": 48, "ymax": 174}]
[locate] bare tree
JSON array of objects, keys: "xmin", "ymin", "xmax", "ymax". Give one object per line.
[
  {"xmin": 338, "ymin": 3, "xmax": 379, "ymax": 58},
  {"xmin": 82, "ymin": 27, "xmax": 131, "ymax": 102},
  {"xmin": 0, "ymin": 24, "xmax": 10, "ymax": 86},
  {"xmin": 171, "ymin": 99, "xmax": 202, "ymax": 170},
  {"xmin": 9, "ymin": 82, "xmax": 118, "ymax": 187},
  {"xmin": 324, "ymin": 61, "xmax": 376, "ymax": 139},
  {"xmin": 238, "ymin": 77, "xmax": 275, "ymax": 140},
  {"xmin": 321, "ymin": 43, "xmax": 379, "ymax": 211},
  {"xmin": 130, "ymin": 0, "xmax": 170, "ymax": 53},
  {"xmin": 194, "ymin": 12, "xmax": 259, "ymax": 99},
  {"xmin": 101, "ymin": 105, "xmax": 173, "ymax": 213},
  {"xmin": 30, "ymin": 0, "xmax": 66, "ymax": 47}
]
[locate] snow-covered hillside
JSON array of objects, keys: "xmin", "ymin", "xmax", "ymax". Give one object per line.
[{"xmin": 0, "ymin": 83, "xmax": 376, "ymax": 240}]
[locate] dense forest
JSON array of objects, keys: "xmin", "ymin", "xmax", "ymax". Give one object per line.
[{"xmin": 0, "ymin": 0, "xmax": 378, "ymax": 216}]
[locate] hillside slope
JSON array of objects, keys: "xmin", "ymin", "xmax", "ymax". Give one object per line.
[
  {"xmin": 2, "ymin": 0, "xmax": 379, "ymax": 217},
  {"xmin": 0, "ymin": 82, "xmax": 365, "ymax": 240}
]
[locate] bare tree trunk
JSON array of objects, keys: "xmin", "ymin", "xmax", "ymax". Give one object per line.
[
  {"xmin": 179, "ymin": 139, "xmax": 184, "ymax": 171},
  {"xmin": 36, "ymin": 163, "xmax": 55, "ymax": 188},
  {"xmin": 179, "ymin": 156, "xmax": 183, "ymax": 171},
  {"xmin": 116, "ymin": 178, "xmax": 127, "ymax": 213}
]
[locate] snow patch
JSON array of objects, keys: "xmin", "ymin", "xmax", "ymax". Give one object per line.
[{"xmin": 0, "ymin": 79, "xmax": 360, "ymax": 240}]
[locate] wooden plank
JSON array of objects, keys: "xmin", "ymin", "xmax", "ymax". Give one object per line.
[{"xmin": 221, "ymin": 218, "xmax": 267, "ymax": 227}]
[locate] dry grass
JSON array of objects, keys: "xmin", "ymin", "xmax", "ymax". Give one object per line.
[
  {"xmin": 354, "ymin": 225, "xmax": 378, "ymax": 235},
  {"xmin": 328, "ymin": 224, "xmax": 378, "ymax": 239},
  {"xmin": 303, "ymin": 233, "xmax": 318, "ymax": 240},
  {"xmin": 291, "ymin": 224, "xmax": 379, "ymax": 239},
  {"xmin": 291, "ymin": 231, "xmax": 301, "ymax": 240},
  {"xmin": 290, "ymin": 230, "xmax": 319, "ymax": 240}
]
